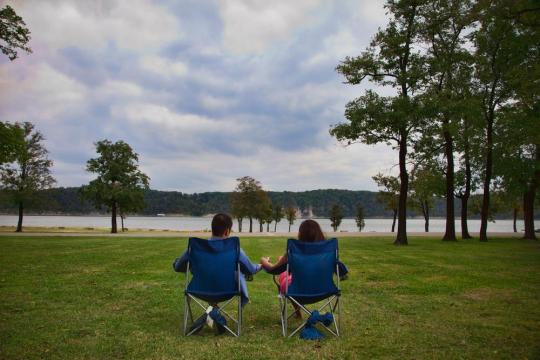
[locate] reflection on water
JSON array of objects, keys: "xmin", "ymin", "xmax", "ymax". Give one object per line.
[{"xmin": 0, "ymin": 215, "xmax": 533, "ymax": 233}]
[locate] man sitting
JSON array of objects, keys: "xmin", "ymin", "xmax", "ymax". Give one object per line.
[{"xmin": 173, "ymin": 213, "xmax": 261, "ymax": 306}]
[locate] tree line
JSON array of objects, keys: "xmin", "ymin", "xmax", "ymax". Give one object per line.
[{"xmin": 331, "ymin": 0, "xmax": 539, "ymax": 244}]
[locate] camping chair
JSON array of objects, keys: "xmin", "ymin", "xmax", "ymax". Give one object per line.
[
  {"xmin": 270, "ymin": 238, "xmax": 342, "ymax": 338},
  {"xmin": 182, "ymin": 237, "xmax": 242, "ymax": 337}
]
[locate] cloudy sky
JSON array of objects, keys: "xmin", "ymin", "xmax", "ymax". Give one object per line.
[{"xmin": 0, "ymin": 0, "xmax": 396, "ymax": 193}]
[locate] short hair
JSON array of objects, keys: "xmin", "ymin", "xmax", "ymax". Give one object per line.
[{"xmin": 211, "ymin": 213, "xmax": 233, "ymax": 237}]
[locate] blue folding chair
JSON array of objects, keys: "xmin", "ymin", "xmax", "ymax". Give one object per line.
[
  {"xmin": 182, "ymin": 237, "xmax": 242, "ymax": 337},
  {"xmin": 273, "ymin": 238, "xmax": 342, "ymax": 338}
]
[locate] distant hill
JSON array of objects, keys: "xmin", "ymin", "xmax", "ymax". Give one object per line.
[{"xmin": 0, "ymin": 187, "xmax": 454, "ymax": 218}]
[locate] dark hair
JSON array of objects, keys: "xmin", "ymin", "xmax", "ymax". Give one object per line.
[
  {"xmin": 298, "ymin": 220, "xmax": 325, "ymax": 242},
  {"xmin": 211, "ymin": 213, "xmax": 233, "ymax": 237}
]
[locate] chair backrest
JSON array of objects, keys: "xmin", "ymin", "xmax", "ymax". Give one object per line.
[
  {"xmin": 186, "ymin": 237, "xmax": 240, "ymax": 295},
  {"xmin": 286, "ymin": 238, "xmax": 339, "ymax": 296}
]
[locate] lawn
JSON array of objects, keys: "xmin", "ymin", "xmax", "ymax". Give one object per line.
[{"xmin": 0, "ymin": 235, "xmax": 539, "ymax": 359}]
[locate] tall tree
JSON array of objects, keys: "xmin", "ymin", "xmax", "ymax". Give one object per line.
[
  {"xmin": 471, "ymin": 0, "xmax": 517, "ymax": 241},
  {"xmin": 330, "ymin": 204, "xmax": 343, "ymax": 232},
  {"xmin": 373, "ymin": 173, "xmax": 400, "ymax": 232},
  {"xmin": 285, "ymin": 206, "xmax": 296, "ymax": 232},
  {"xmin": 81, "ymin": 140, "xmax": 149, "ymax": 234},
  {"xmin": 0, "ymin": 5, "xmax": 32, "ymax": 61},
  {"xmin": 230, "ymin": 190, "xmax": 248, "ymax": 232},
  {"xmin": 419, "ymin": 0, "xmax": 474, "ymax": 241},
  {"xmin": 272, "ymin": 204, "xmax": 283, "ymax": 232},
  {"xmin": 0, "ymin": 122, "xmax": 55, "ymax": 232},
  {"xmin": 332, "ymin": 0, "xmax": 426, "ymax": 245},
  {"xmin": 355, "ymin": 203, "xmax": 366, "ymax": 232},
  {"xmin": 255, "ymin": 190, "xmax": 272, "ymax": 232}
]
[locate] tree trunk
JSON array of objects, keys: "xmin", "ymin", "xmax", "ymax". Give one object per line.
[
  {"xmin": 395, "ymin": 132, "xmax": 408, "ymax": 245},
  {"xmin": 423, "ymin": 201, "xmax": 429, "ymax": 233},
  {"xmin": 479, "ymin": 114, "xmax": 493, "ymax": 242},
  {"xmin": 249, "ymin": 217, "xmax": 253, "ymax": 233},
  {"xmin": 288, "ymin": 222, "xmax": 291, "ymax": 232},
  {"xmin": 238, "ymin": 218, "xmax": 242, "ymax": 232},
  {"xmin": 111, "ymin": 202, "xmax": 118, "ymax": 234},
  {"xmin": 274, "ymin": 221, "xmax": 277, "ymax": 232},
  {"xmin": 513, "ymin": 207, "xmax": 518, "ymax": 233},
  {"xmin": 460, "ymin": 196, "xmax": 472, "ymax": 239},
  {"xmin": 16, "ymin": 201, "xmax": 24, "ymax": 232},
  {"xmin": 121, "ymin": 216, "xmax": 125, "ymax": 232},
  {"xmin": 391, "ymin": 209, "xmax": 397, "ymax": 232},
  {"xmin": 266, "ymin": 222, "xmax": 270, "ymax": 232},
  {"xmin": 259, "ymin": 220, "xmax": 263, "ymax": 232},
  {"xmin": 443, "ymin": 125, "xmax": 456, "ymax": 241}
]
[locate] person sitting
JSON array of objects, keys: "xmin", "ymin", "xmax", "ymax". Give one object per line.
[
  {"xmin": 173, "ymin": 213, "xmax": 261, "ymax": 307},
  {"xmin": 259, "ymin": 219, "xmax": 327, "ymax": 318}
]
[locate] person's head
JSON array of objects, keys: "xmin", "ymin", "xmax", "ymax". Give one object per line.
[
  {"xmin": 211, "ymin": 213, "xmax": 233, "ymax": 238},
  {"xmin": 298, "ymin": 219, "xmax": 325, "ymax": 242}
]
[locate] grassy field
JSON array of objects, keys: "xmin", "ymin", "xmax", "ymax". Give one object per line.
[{"xmin": 1, "ymin": 235, "xmax": 539, "ymax": 359}]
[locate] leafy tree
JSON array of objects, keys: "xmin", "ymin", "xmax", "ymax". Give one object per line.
[
  {"xmin": 330, "ymin": 204, "xmax": 343, "ymax": 232},
  {"xmin": 0, "ymin": 121, "xmax": 24, "ymax": 164},
  {"xmin": 272, "ymin": 204, "xmax": 284, "ymax": 232},
  {"xmin": 81, "ymin": 140, "xmax": 149, "ymax": 234},
  {"xmin": 418, "ymin": 0, "xmax": 475, "ymax": 241},
  {"xmin": 332, "ymin": 0, "xmax": 427, "ymax": 245},
  {"xmin": 355, "ymin": 204, "xmax": 366, "ymax": 232},
  {"xmin": 285, "ymin": 206, "xmax": 296, "ymax": 232},
  {"xmin": 409, "ymin": 164, "xmax": 445, "ymax": 232},
  {"xmin": 230, "ymin": 190, "xmax": 248, "ymax": 232},
  {"xmin": 0, "ymin": 5, "xmax": 32, "ymax": 61},
  {"xmin": 255, "ymin": 190, "xmax": 272, "ymax": 232},
  {"xmin": 0, "ymin": 122, "xmax": 55, "ymax": 232},
  {"xmin": 372, "ymin": 173, "xmax": 400, "ymax": 232},
  {"xmin": 231, "ymin": 176, "xmax": 264, "ymax": 233},
  {"xmin": 471, "ymin": 0, "xmax": 519, "ymax": 241}
]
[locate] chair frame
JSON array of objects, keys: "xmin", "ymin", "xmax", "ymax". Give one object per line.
[
  {"xmin": 277, "ymin": 245, "xmax": 341, "ymax": 338},
  {"xmin": 182, "ymin": 258, "xmax": 243, "ymax": 337}
]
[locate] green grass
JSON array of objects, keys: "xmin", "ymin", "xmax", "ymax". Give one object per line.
[{"xmin": 1, "ymin": 236, "xmax": 539, "ymax": 359}]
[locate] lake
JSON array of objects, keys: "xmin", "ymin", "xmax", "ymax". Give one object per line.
[{"xmin": 0, "ymin": 215, "xmax": 533, "ymax": 233}]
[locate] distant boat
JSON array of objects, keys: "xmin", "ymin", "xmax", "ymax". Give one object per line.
[{"xmin": 156, "ymin": 213, "xmax": 166, "ymax": 217}]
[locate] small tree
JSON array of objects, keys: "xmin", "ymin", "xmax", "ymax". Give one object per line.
[
  {"xmin": 329, "ymin": 204, "xmax": 343, "ymax": 232},
  {"xmin": 272, "ymin": 204, "xmax": 283, "ymax": 232},
  {"xmin": 373, "ymin": 173, "xmax": 400, "ymax": 232},
  {"xmin": 81, "ymin": 140, "xmax": 150, "ymax": 234},
  {"xmin": 355, "ymin": 204, "xmax": 366, "ymax": 232},
  {"xmin": 285, "ymin": 206, "xmax": 296, "ymax": 232},
  {"xmin": 230, "ymin": 190, "xmax": 248, "ymax": 232},
  {"xmin": 232, "ymin": 176, "xmax": 263, "ymax": 232},
  {"xmin": 255, "ymin": 190, "xmax": 272, "ymax": 232},
  {"xmin": 0, "ymin": 5, "xmax": 32, "ymax": 61},
  {"xmin": 0, "ymin": 122, "xmax": 55, "ymax": 232}
]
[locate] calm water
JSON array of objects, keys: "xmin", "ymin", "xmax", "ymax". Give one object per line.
[{"xmin": 0, "ymin": 215, "xmax": 534, "ymax": 233}]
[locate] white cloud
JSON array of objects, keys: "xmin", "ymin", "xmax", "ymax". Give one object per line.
[
  {"xmin": 7, "ymin": 0, "xmax": 181, "ymax": 52},
  {"xmin": 199, "ymin": 94, "xmax": 238, "ymax": 110},
  {"xmin": 138, "ymin": 56, "xmax": 188, "ymax": 77},
  {"xmin": 218, "ymin": 0, "xmax": 323, "ymax": 54},
  {"xmin": 97, "ymin": 80, "xmax": 144, "ymax": 98}
]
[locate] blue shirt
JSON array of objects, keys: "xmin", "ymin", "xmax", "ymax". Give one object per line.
[{"xmin": 173, "ymin": 237, "xmax": 261, "ymax": 305}]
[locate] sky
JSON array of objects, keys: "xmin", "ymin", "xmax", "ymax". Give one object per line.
[{"xmin": 0, "ymin": 0, "xmax": 397, "ymax": 193}]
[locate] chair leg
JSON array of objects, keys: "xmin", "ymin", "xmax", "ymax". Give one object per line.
[
  {"xmin": 183, "ymin": 295, "xmax": 190, "ymax": 335},
  {"xmin": 237, "ymin": 295, "xmax": 242, "ymax": 337}
]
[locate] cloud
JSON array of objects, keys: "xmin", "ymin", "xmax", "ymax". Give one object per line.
[
  {"xmin": 138, "ymin": 56, "xmax": 188, "ymax": 77},
  {"xmin": 218, "ymin": 0, "xmax": 323, "ymax": 54}
]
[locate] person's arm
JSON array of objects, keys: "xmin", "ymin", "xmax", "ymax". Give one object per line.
[
  {"xmin": 260, "ymin": 254, "xmax": 288, "ymax": 273},
  {"xmin": 172, "ymin": 251, "xmax": 189, "ymax": 273},
  {"xmin": 238, "ymin": 249, "xmax": 262, "ymax": 275}
]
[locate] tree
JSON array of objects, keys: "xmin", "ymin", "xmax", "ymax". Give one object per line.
[
  {"xmin": 372, "ymin": 173, "xmax": 400, "ymax": 232},
  {"xmin": 355, "ymin": 204, "xmax": 366, "ymax": 232},
  {"xmin": 272, "ymin": 204, "xmax": 284, "ymax": 232},
  {"xmin": 0, "ymin": 122, "xmax": 55, "ymax": 232},
  {"xmin": 472, "ymin": 0, "xmax": 518, "ymax": 241},
  {"xmin": 418, "ymin": 0, "xmax": 475, "ymax": 241},
  {"xmin": 0, "ymin": 5, "xmax": 32, "ymax": 61},
  {"xmin": 285, "ymin": 206, "xmax": 296, "ymax": 232},
  {"xmin": 255, "ymin": 190, "xmax": 272, "ymax": 232},
  {"xmin": 409, "ymin": 164, "xmax": 445, "ymax": 232},
  {"xmin": 231, "ymin": 176, "xmax": 264, "ymax": 233},
  {"xmin": 330, "ymin": 204, "xmax": 343, "ymax": 232},
  {"xmin": 230, "ymin": 190, "xmax": 248, "ymax": 232},
  {"xmin": 332, "ymin": 0, "xmax": 427, "ymax": 245},
  {"xmin": 81, "ymin": 140, "xmax": 149, "ymax": 234},
  {"xmin": 0, "ymin": 121, "xmax": 24, "ymax": 165}
]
